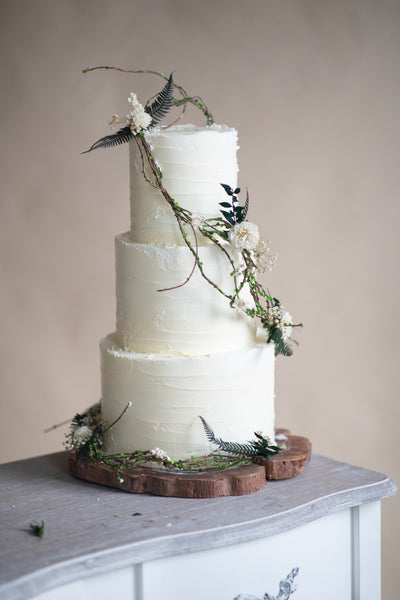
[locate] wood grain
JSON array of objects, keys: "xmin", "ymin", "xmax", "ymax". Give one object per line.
[
  {"xmin": 261, "ymin": 430, "xmax": 312, "ymax": 480},
  {"xmin": 68, "ymin": 455, "xmax": 267, "ymax": 498}
]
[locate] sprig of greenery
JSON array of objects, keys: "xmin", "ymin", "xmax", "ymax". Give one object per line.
[
  {"xmin": 29, "ymin": 521, "xmax": 45, "ymax": 538},
  {"xmin": 219, "ymin": 184, "xmax": 249, "ymax": 225},
  {"xmin": 78, "ymin": 445, "xmax": 251, "ymax": 481}
]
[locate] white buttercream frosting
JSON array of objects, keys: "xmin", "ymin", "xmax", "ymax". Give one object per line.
[
  {"xmin": 100, "ymin": 333, "xmax": 275, "ymax": 460},
  {"xmin": 114, "ymin": 233, "xmax": 255, "ymax": 354},
  {"xmin": 130, "ymin": 124, "xmax": 239, "ymax": 245}
]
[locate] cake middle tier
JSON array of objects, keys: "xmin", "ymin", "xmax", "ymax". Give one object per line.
[{"xmin": 115, "ymin": 232, "xmax": 256, "ymax": 354}]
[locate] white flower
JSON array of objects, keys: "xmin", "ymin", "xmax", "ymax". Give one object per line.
[
  {"xmin": 252, "ymin": 239, "xmax": 278, "ymax": 273},
  {"xmin": 72, "ymin": 425, "xmax": 92, "ymax": 447},
  {"xmin": 127, "ymin": 92, "xmax": 152, "ymax": 133},
  {"xmin": 233, "ymin": 263, "xmax": 245, "ymax": 276},
  {"xmin": 109, "ymin": 93, "xmax": 152, "ymax": 135},
  {"xmin": 232, "ymin": 297, "xmax": 251, "ymax": 311},
  {"xmin": 150, "ymin": 447, "xmax": 171, "ymax": 462},
  {"xmin": 228, "ymin": 221, "xmax": 260, "ymax": 251},
  {"xmin": 128, "ymin": 92, "xmax": 140, "ymax": 106},
  {"xmin": 128, "ymin": 109, "xmax": 152, "ymax": 134}
]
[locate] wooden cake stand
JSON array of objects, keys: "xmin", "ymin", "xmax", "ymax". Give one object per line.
[{"xmin": 69, "ymin": 430, "xmax": 311, "ymax": 499}]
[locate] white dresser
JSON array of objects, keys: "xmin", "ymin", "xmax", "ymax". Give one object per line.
[{"xmin": 0, "ymin": 452, "xmax": 395, "ymax": 600}]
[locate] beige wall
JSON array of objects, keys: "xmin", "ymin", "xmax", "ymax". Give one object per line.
[{"xmin": 1, "ymin": 0, "xmax": 399, "ymax": 596}]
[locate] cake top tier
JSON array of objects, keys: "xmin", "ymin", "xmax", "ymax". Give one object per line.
[{"xmin": 130, "ymin": 124, "xmax": 239, "ymax": 245}]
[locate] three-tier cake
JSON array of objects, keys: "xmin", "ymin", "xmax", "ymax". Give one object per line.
[
  {"xmin": 70, "ymin": 69, "xmax": 300, "ymax": 478},
  {"xmin": 100, "ymin": 124, "xmax": 276, "ymax": 460}
]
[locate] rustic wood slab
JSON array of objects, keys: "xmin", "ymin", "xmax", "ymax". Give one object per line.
[
  {"xmin": 68, "ymin": 430, "xmax": 311, "ymax": 497},
  {"xmin": 261, "ymin": 430, "xmax": 312, "ymax": 480},
  {"xmin": 68, "ymin": 455, "xmax": 266, "ymax": 498}
]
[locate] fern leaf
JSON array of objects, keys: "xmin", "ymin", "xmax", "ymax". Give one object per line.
[
  {"xmin": 199, "ymin": 416, "xmax": 282, "ymax": 458},
  {"xmin": 199, "ymin": 416, "xmax": 258, "ymax": 457},
  {"xmin": 242, "ymin": 189, "xmax": 249, "ymax": 221},
  {"xmin": 199, "ymin": 416, "xmax": 216, "ymax": 443},
  {"xmin": 146, "ymin": 73, "xmax": 174, "ymax": 126},
  {"xmin": 82, "ymin": 126, "xmax": 134, "ymax": 154}
]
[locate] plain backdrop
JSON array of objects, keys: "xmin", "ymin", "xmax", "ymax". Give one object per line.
[{"xmin": 0, "ymin": 0, "xmax": 399, "ymax": 597}]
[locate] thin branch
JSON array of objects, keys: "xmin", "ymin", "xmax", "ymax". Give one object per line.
[
  {"xmin": 44, "ymin": 418, "xmax": 72, "ymax": 433},
  {"xmin": 102, "ymin": 402, "xmax": 132, "ymax": 435},
  {"xmin": 82, "ymin": 66, "xmax": 214, "ymax": 124},
  {"xmin": 157, "ymin": 222, "xmax": 199, "ymax": 292}
]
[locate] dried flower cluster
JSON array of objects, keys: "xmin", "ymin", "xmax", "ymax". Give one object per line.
[
  {"xmin": 64, "ymin": 403, "xmax": 102, "ymax": 452},
  {"xmin": 72, "ymin": 425, "xmax": 92, "ymax": 448},
  {"xmin": 109, "ymin": 92, "xmax": 152, "ymax": 135},
  {"xmin": 269, "ymin": 306, "xmax": 293, "ymax": 341},
  {"xmin": 252, "ymin": 239, "xmax": 278, "ymax": 273},
  {"xmin": 150, "ymin": 447, "xmax": 171, "ymax": 462},
  {"xmin": 232, "ymin": 297, "xmax": 252, "ymax": 311},
  {"xmin": 128, "ymin": 93, "xmax": 153, "ymax": 133}
]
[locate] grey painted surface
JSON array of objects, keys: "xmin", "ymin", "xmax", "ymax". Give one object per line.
[{"xmin": 0, "ymin": 452, "xmax": 396, "ymax": 599}]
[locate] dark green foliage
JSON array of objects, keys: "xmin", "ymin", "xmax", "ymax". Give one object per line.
[
  {"xmin": 76, "ymin": 423, "xmax": 104, "ymax": 463},
  {"xmin": 219, "ymin": 184, "xmax": 249, "ymax": 225},
  {"xmin": 199, "ymin": 416, "xmax": 282, "ymax": 459},
  {"xmin": 82, "ymin": 126, "xmax": 134, "ymax": 154},
  {"xmin": 220, "ymin": 183, "xmax": 236, "ymax": 196},
  {"xmin": 146, "ymin": 73, "xmax": 174, "ymax": 125},
  {"xmin": 251, "ymin": 432, "xmax": 282, "ymax": 457},
  {"xmin": 269, "ymin": 327, "xmax": 293, "ymax": 357},
  {"xmin": 71, "ymin": 411, "xmax": 89, "ymax": 428}
]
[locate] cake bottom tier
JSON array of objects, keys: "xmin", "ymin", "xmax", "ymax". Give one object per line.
[{"xmin": 100, "ymin": 333, "xmax": 275, "ymax": 460}]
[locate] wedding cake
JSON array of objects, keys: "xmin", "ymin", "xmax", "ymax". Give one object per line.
[
  {"xmin": 100, "ymin": 124, "xmax": 275, "ymax": 459},
  {"xmin": 80, "ymin": 70, "xmax": 297, "ymax": 464}
]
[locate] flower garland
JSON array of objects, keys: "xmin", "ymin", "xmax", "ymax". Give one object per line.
[{"xmin": 64, "ymin": 402, "xmax": 283, "ymax": 475}]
